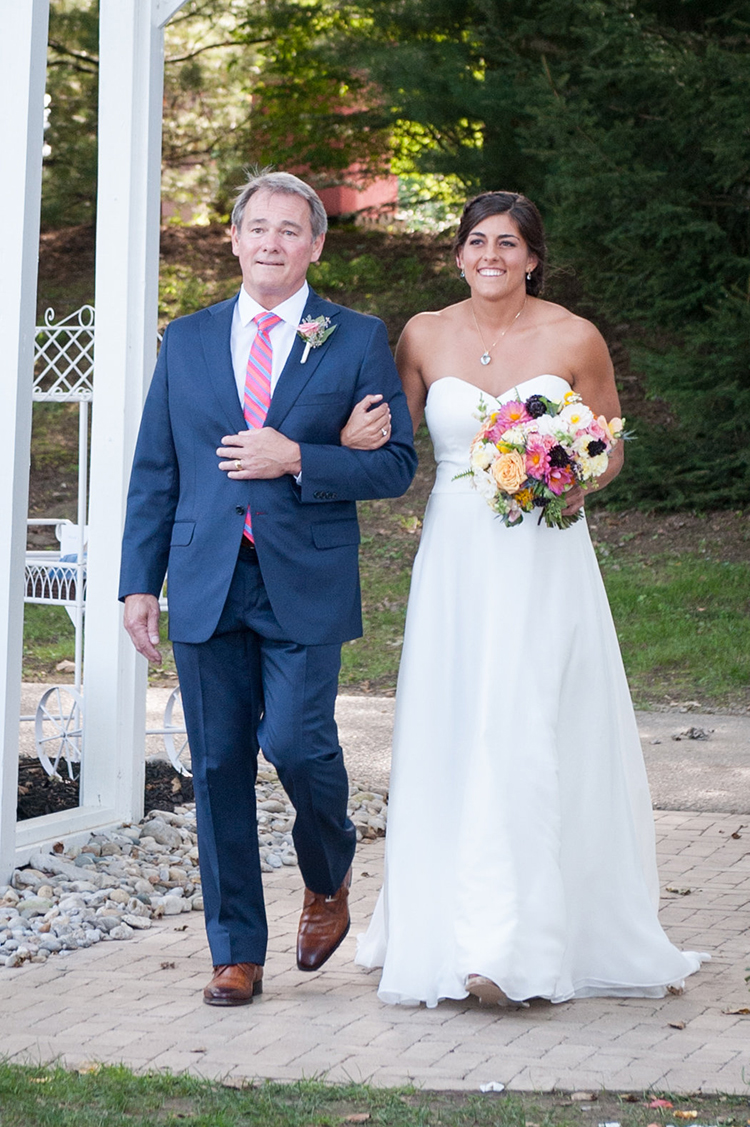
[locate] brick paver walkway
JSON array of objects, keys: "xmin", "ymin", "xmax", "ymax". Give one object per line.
[{"xmin": 1, "ymin": 810, "xmax": 749, "ymax": 1091}]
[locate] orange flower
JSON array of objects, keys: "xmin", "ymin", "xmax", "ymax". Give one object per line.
[{"xmin": 491, "ymin": 451, "xmax": 527, "ymax": 493}]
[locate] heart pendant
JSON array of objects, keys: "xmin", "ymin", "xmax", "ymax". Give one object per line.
[{"xmin": 480, "ymin": 352, "xmax": 491, "ymax": 366}]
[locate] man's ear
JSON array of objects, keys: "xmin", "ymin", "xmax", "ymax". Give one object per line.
[{"xmin": 311, "ymin": 233, "xmax": 325, "ymax": 264}]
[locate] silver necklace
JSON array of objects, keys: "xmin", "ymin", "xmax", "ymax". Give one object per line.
[{"xmin": 471, "ymin": 297, "xmax": 527, "ymax": 365}]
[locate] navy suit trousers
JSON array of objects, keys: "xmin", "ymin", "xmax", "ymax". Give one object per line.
[{"xmin": 173, "ymin": 549, "xmax": 356, "ymax": 967}]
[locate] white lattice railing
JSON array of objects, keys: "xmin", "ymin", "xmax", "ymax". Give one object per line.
[
  {"xmin": 24, "ymin": 555, "xmax": 85, "ymax": 606},
  {"xmin": 33, "ymin": 304, "xmax": 94, "ymax": 402},
  {"xmin": 23, "ymin": 307, "xmax": 188, "ymax": 778}
]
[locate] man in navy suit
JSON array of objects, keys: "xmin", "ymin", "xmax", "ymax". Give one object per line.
[{"xmin": 119, "ymin": 171, "xmax": 416, "ymax": 1005}]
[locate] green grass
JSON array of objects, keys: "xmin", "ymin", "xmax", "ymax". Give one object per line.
[
  {"xmin": 22, "ymin": 605, "xmax": 76, "ymax": 680},
  {"xmin": 21, "ymin": 604, "xmax": 178, "ymax": 685},
  {"xmin": 0, "ymin": 1064, "xmax": 746, "ymax": 1127},
  {"xmin": 339, "ymin": 505, "xmax": 417, "ymax": 692},
  {"xmin": 601, "ymin": 555, "xmax": 750, "ymax": 708}
]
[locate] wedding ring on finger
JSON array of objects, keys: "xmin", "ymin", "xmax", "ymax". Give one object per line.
[
  {"xmin": 381, "ymin": 426, "xmax": 389, "ymax": 437},
  {"xmin": 235, "ymin": 459, "xmax": 242, "ymax": 471}
]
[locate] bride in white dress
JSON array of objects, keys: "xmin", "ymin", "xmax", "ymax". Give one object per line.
[{"xmin": 352, "ymin": 191, "xmax": 705, "ymax": 1007}]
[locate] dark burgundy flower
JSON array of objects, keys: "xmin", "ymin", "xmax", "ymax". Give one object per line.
[
  {"xmin": 524, "ymin": 394, "xmax": 548, "ymax": 418},
  {"xmin": 587, "ymin": 439, "xmax": 607, "ymax": 457},
  {"xmin": 549, "ymin": 444, "xmax": 570, "ymax": 468}
]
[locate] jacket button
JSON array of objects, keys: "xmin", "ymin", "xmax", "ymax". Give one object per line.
[{"xmin": 235, "ymin": 505, "xmax": 245, "ymax": 514}]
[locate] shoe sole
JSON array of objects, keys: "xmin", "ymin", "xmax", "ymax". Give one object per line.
[
  {"xmin": 466, "ymin": 976, "xmax": 510, "ymax": 1006},
  {"xmin": 297, "ymin": 918, "xmax": 350, "ymax": 972},
  {"xmin": 202, "ymin": 980, "xmax": 263, "ymax": 1006}
]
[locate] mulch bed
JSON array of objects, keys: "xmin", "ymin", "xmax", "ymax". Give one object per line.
[{"xmin": 17, "ymin": 757, "xmax": 194, "ymax": 822}]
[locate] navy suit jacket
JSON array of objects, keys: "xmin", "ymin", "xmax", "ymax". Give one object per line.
[{"xmin": 119, "ymin": 288, "xmax": 417, "ymax": 645}]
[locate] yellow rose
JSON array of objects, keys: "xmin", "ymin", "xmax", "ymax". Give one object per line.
[{"xmin": 491, "ymin": 450, "xmax": 527, "ymax": 493}]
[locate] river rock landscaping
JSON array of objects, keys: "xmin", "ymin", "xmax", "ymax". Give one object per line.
[{"xmin": 1, "ymin": 768, "xmax": 386, "ymax": 968}]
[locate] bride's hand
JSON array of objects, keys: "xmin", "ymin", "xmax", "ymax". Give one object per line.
[
  {"xmin": 341, "ymin": 394, "xmax": 391, "ymax": 450},
  {"xmin": 562, "ymin": 484, "xmax": 586, "ymax": 516}
]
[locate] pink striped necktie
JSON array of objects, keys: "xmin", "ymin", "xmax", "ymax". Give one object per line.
[{"xmin": 243, "ymin": 310, "xmax": 282, "ymax": 542}]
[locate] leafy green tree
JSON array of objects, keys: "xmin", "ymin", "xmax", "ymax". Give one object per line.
[
  {"xmin": 250, "ymin": 0, "xmax": 749, "ymax": 507},
  {"xmin": 42, "ymin": 0, "xmax": 270, "ymax": 226},
  {"xmin": 42, "ymin": 0, "xmax": 395, "ymax": 227},
  {"xmin": 41, "ymin": 0, "xmax": 750, "ymax": 506},
  {"xmin": 43, "ymin": 0, "xmax": 99, "ymax": 228}
]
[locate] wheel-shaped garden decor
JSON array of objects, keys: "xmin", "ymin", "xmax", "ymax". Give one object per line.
[
  {"xmin": 35, "ymin": 684, "xmax": 84, "ymax": 779},
  {"xmin": 161, "ymin": 686, "xmax": 191, "ymax": 777}
]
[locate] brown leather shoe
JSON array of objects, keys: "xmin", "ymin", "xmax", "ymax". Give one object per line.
[
  {"xmin": 202, "ymin": 962, "xmax": 263, "ymax": 1006},
  {"xmin": 296, "ymin": 867, "xmax": 352, "ymax": 972}
]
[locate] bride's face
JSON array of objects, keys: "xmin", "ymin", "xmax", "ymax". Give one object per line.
[{"xmin": 456, "ymin": 212, "xmax": 536, "ymax": 299}]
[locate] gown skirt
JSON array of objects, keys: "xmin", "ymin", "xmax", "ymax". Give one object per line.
[{"xmin": 355, "ymin": 374, "xmax": 705, "ymax": 1008}]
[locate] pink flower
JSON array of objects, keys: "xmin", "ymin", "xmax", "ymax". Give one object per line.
[
  {"xmin": 495, "ymin": 400, "xmax": 532, "ymax": 429},
  {"xmin": 484, "ymin": 420, "xmax": 506, "ymax": 444},
  {"xmin": 545, "ymin": 464, "xmax": 576, "ymax": 495},
  {"xmin": 587, "ymin": 418, "xmax": 609, "ymax": 444},
  {"xmin": 525, "ymin": 437, "xmax": 551, "ymax": 480},
  {"xmin": 297, "ymin": 321, "xmax": 320, "ymax": 339}
]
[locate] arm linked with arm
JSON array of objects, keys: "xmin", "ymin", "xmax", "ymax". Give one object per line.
[{"xmin": 298, "ymin": 318, "xmax": 417, "ymax": 503}]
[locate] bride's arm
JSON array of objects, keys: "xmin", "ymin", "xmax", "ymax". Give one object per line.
[
  {"xmin": 563, "ymin": 320, "xmax": 625, "ymax": 514},
  {"xmin": 340, "ymin": 393, "xmax": 391, "ymax": 450},
  {"xmin": 340, "ymin": 314, "xmax": 432, "ymax": 449},
  {"xmin": 395, "ymin": 317, "xmax": 430, "ymax": 434}
]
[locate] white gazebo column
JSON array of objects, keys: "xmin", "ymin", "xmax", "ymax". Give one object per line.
[
  {"xmin": 82, "ymin": 0, "xmax": 188, "ymax": 822},
  {"xmin": 0, "ymin": 1, "xmax": 50, "ymax": 881}
]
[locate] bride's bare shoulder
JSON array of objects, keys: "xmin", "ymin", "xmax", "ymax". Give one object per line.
[
  {"xmin": 400, "ymin": 303, "xmax": 465, "ymax": 349},
  {"xmin": 402, "ymin": 303, "xmax": 463, "ymax": 333},
  {"xmin": 535, "ymin": 299, "xmax": 605, "ymax": 346}
]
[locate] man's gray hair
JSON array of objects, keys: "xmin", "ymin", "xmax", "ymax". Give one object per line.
[{"xmin": 231, "ymin": 170, "xmax": 328, "ymax": 241}]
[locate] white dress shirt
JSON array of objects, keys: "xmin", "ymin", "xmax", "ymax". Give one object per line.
[{"xmin": 230, "ymin": 282, "xmax": 310, "ymax": 401}]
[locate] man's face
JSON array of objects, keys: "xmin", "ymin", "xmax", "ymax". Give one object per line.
[{"xmin": 231, "ymin": 189, "xmax": 325, "ymax": 307}]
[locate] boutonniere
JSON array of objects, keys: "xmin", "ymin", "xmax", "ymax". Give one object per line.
[{"xmin": 296, "ymin": 315, "xmax": 337, "ymax": 364}]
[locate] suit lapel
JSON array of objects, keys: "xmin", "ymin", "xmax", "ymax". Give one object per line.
[
  {"xmin": 200, "ymin": 294, "xmax": 245, "ymax": 433},
  {"xmin": 265, "ymin": 290, "xmax": 341, "ymax": 430}
]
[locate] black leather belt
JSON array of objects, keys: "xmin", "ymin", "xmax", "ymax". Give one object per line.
[{"xmin": 238, "ymin": 537, "xmax": 258, "ymax": 560}]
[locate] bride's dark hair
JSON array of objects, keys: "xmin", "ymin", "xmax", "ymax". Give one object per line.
[{"xmin": 453, "ymin": 191, "xmax": 547, "ymax": 296}]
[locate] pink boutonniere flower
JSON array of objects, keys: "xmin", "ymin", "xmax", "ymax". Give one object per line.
[{"xmin": 296, "ymin": 315, "xmax": 337, "ymax": 363}]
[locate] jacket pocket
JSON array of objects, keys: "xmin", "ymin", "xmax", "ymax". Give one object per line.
[
  {"xmin": 296, "ymin": 391, "xmax": 350, "ymax": 407},
  {"xmin": 311, "ymin": 520, "xmax": 360, "ymax": 549},
  {"xmin": 170, "ymin": 521, "xmax": 195, "ymax": 547}
]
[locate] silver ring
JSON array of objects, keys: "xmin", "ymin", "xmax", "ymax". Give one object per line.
[
  {"xmin": 235, "ymin": 459, "xmax": 242, "ymax": 471},
  {"xmin": 381, "ymin": 427, "xmax": 388, "ymax": 437}
]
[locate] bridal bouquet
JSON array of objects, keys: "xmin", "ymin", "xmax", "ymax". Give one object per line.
[{"xmin": 465, "ymin": 389, "xmax": 624, "ymax": 529}]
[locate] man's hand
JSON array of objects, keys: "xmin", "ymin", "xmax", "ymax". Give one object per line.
[
  {"xmin": 218, "ymin": 428, "xmax": 302, "ymax": 479},
  {"xmin": 123, "ymin": 594, "xmax": 162, "ymax": 665}
]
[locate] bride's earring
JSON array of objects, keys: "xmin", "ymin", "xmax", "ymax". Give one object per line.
[
  {"xmin": 459, "ymin": 268, "xmax": 465, "ymax": 279},
  {"xmin": 526, "ymin": 270, "xmax": 532, "ymax": 281}
]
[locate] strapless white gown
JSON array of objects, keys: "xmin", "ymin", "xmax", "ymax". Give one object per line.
[{"xmin": 355, "ymin": 375, "xmax": 705, "ymax": 1007}]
